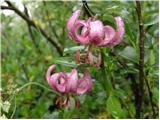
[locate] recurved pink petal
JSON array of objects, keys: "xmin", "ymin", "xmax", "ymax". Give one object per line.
[
  {"xmin": 49, "ymin": 73, "xmax": 66, "ymax": 93},
  {"xmin": 112, "ymin": 17, "xmax": 125, "ymax": 46},
  {"xmin": 77, "ymin": 78, "xmax": 88, "ymax": 95},
  {"xmin": 97, "ymin": 25, "xmax": 116, "ymax": 47},
  {"xmin": 46, "ymin": 64, "xmax": 56, "ymax": 83},
  {"xmin": 77, "ymin": 69, "xmax": 92, "ymax": 95},
  {"xmin": 67, "ymin": 10, "xmax": 90, "ymax": 45},
  {"xmin": 73, "ymin": 20, "xmax": 90, "ymax": 44},
  {"xmin": 89, "ymin": 20, "xmax": 104, "ymax": 44},
  {"xmin": 81, "ymin": 26, "xmax": 89, "ymax": 37},
  {"xmin": 97, "ymin": 17, "xmax": 124, "ymax": 47},
  {"xmin": 81, "ymin": 18, "xmax": 92, "ymax": 37},
  {"xmin": 83, "ymin": 69, "xmax": 92, "ymax": 91},
  {"xmin": 46, "ymin": 64, "xmax": 66, "ymax": 92},
  {"xmin": 67, "ymin": 10, "xmax": 81, "ymax": 39},
  {"xmin": 66, "ymin": 69, "xmax": 78, "ymax": 93}
]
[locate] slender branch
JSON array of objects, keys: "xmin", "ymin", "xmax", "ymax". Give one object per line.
[
  {"xmin": 5, "ymin": 0, "xmax": 12, "ymax": 6},
  {"xmin": 1, "ymin": 5, "xmax": 13, "ymax": 10},
  {"xmin": 1, "ymin": 1, "xmax": 63, "ymax": 56},
  {"xmin": 23, "ymin": 4, "xmax": 42, "ymax": 54},
  {"xmin": 16, "ymin": 82, "xmax": 60, "ymax": 95},
  {"xmin": 82, "ymin": 0, "xmax": 94, "ymax": 17},
  {"xmin": 38, "ymin": 26, "xmax": 63, "ymax": 56},
  {"xmin": 43, "ymin": 1, "xmax": 60, "ymax": 40},
  {"xmin": 135, "ymin": 1, "xmax": 145, "ymax": 118},
  {"xmin": 43, "ymin": 1, "xmax": 65, "ymax": 48}
]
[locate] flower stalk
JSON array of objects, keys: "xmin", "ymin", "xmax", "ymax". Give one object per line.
[
  {"xmin": 100, "ymin": 49, "xmax": 113, "ymax": 95},
  {"xmin": 135, "ymin": 1, "xmax": 145, "ymax": 118}
]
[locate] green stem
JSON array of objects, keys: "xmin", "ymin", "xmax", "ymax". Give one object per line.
[
  {"xmin": 100, "ymin": 48, "xmax": 113, "ymax": 95},
  {"xmin": 15, "ymin": 82, "xmax": 60, "ymax": 96},
  {"xmin": 82, "ymin": 0, "xmax": 94, "ymax": 17},
  {"xmin": 8, "ymin": 82, "xmax": 60, "ymax": 118},
  {"xmin": 135, "ymin": 1, "xmax": 145, "ymax": 118},
  {"xmin": 10, "ymin": 96, "xmax": 16, "ymax": 118}
]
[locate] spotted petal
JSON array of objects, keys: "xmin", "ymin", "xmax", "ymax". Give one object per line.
[
  {"xmin": 46, "ymin": 64, "xmax": 56, "ymax": 83},
  {"xmin": 77, "ymin": 69, "xmax": 92, "ymax": 95},
  {"xmin": 67, "ymin": 10, "xmax": 81, "ymax": 39},
  {"xmin": 49, "ymin": 73, "xmax": 66, "ymax": 93},
  {"xmin": 46, "ymin": 64, "xmax": 66, "ymax": 93},
  {"xmin": 67, "ymin": 10, "xmax": 90, "ymax": 44},
  {"xmin": 73, "ymin": 20, "xmax": 90, "ymax": 44},
  {"xmin": 97, "ymin": 25, "xmax": 116, "ymax": 47},
  {"xmin": 66, "ymin": 69, "xmax": 78, "ymax": 93},
  {"xmin": 89, "ymin": 20, "xmax": 104, "ymax": 44},
  {"xmin": 112, "ymin": 16, "xmax": 125, "ymax": 46}
]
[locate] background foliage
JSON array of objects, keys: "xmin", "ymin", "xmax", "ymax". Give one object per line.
[{"xmin": 1, "ymin": 0, "xmax": 159, "ymax": 119}]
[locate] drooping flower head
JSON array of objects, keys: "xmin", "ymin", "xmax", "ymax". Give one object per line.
[
  {"xmin": 67, "ymin": 10, "xmax": 124, "ymax": 67},
  {"xmin": 46, "ymin": 64, "xmax": 93, "ymax": 109},
  {"xmin": 67, "ymin": 10, "xmax": 125, "ymax": 47}
]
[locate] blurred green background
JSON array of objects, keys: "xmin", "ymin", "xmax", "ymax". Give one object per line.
[{"xmin": 1, "ymin": 0, "xmax": 159, "ymax": 119}]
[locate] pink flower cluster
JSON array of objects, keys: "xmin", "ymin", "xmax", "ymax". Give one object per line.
[
  {"xmin": 67, "ymin": 10, "xmax": 125, "ymax": 47},
  {"xmin": 46, "ymin": 9, "xmax": 125, "ymax": 109},
  {"xmin": 46, "ymin": 64, "xmax": 92, "ymax": 108}
]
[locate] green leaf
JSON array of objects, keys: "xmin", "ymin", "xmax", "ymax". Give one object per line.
[
  {"xmin": 124, "ymin": 21, "xmax": 136, "ymax": 48},
  {"xmin": 152, "ymin": 87, "xmax": 158, "ymax": 104},
  {"xmin": 144, "ymin": 50, "xmax": 150, "ymax": 64},
  {"xmin": 128, "ymin": 103, "xmax": 136, "ymax": 118},
  {"xmin": 144, "ymin": 19, "xmax": 158, "ymax": 27},
  {"xmin": 54, "ymin": 58, "xmax": 78, "ymax": 68},
  {"xmin": 113, "ymin": 88, "xmax": 127, "ymax": 100},
  {"xmin": 63, "ymin": 46, "xmax": 85, "ymax": 55},
  {"xmin": 120, "ymin": 46, "xmax": 137, "ymax": 63},
  {"xmin": 149, "ymin": 50, "xmax": 156, "ymax": 65},
  {"xmin": 144, "ymin": 11, "xmax": 158, "ymax": 27},
  {"xmin": 43, "ymin": 111, "xmax": 60, "ymax": 119},
  {"xmin": 105, "ymin": 6, "xmax": 119, "ymax": 10},
  {"xmin": 106, "ymin": 95, "xmax": 124, "ymax": 118}
]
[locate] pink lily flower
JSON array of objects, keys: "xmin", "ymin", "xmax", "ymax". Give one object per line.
[
  {"xmin": 46, "ymin": 64, "xmax": 93, "ymax": 109},
  {"xmin": 67, "ymin": 10, "xmax": 125, "ymax": 47},
  {"xmin": 46, "ymin": 64, "xmax": 92, "ymax": 94}
]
